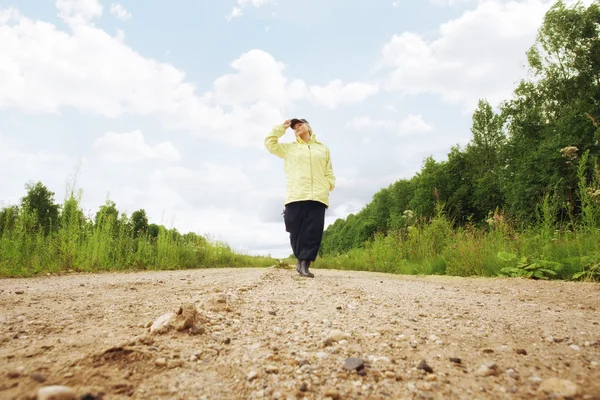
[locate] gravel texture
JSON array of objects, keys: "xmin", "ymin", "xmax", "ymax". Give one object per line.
[{"xmin": 0, "ymin": 266, "xmax": 599, "ymax": 399}]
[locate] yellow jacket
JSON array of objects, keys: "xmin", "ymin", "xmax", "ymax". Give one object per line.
[{"xmin": 265, "ymin": 124, "xmax": 335, "ymax": 207}]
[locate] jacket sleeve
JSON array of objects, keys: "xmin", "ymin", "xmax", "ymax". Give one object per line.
[
  {"xmin": 325, "ymin": 147, "xmax": 336, "ymax": 191},
  {"xmin": 264, "ymin": 124, "xmax": 291, "ymax": 158}
]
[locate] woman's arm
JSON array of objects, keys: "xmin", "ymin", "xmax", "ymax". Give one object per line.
[
  {"xmin": 325, "ymin": 147, "xmax": 336, "ymax": 191},
  {"xmin": 264, "ymin": 122, "xmax": 292, "ymax": 158}
]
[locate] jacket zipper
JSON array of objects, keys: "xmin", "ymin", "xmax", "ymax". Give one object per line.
[{"xmin": 308, "ymin": 144, "xmax": 314, "ymax": 200}]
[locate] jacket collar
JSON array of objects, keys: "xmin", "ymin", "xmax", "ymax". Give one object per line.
[{"xmin": 296, "ymin": 133, "xmax": 317, "ymax": 145}]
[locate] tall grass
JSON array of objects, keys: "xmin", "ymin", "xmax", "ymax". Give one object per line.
[
  {"xmin": 0, "ymin": 191, "xmax": 275, "ymax": 277},
  {"xmin": 318, "ymin": 155, "xmax": 600, "ymax": 281}
]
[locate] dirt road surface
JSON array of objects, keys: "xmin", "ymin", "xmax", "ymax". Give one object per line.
[{"xmin": 1, "ymin": 266, "xmax": 599, "ymax": 399}]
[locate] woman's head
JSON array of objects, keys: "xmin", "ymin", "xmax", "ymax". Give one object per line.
[{"xmin": 291, "ymin": 118, "xmax": 311, "ymax": 138}]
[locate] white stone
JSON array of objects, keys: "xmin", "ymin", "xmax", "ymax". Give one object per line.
[
  {"xmin": 150, "ymin": 312, "xmax": 174, "ymax": 334},
  {"xmin": 37, "ymin": 386, "xmax": 77, "ymax": 400},
  {"xmin": 539, "ymin": 378, "xmax": 578, "ymax": 398}
]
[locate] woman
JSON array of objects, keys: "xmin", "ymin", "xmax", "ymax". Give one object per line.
[{"xmin": 264, "ymin": 118, "xmax": 335, "ymax": 278}]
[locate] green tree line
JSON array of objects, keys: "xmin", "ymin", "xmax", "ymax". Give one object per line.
[
  {"xmin": 318, "ymin": 1, "xmax": 600, "ymax": 281},
  {"xmin": 0, "ymin": 181, "xmax": 274, "ymax": 277}
]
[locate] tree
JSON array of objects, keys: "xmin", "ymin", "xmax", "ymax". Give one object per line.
[
  {"xmin": 95, "ymin": 199, "xmax": 119, "ymax": 226},
  {"xmin": 131, "ymin": 209, "xmax": 149, "ymax": 238},
  {"xmin": 20, "ymin": 181, "xmax": 60, "ymax": 234},
  {"xmin": 148, "ymin": 223, "xmax": 160, "ymax": 240},
  {"xmin": 0, "ymin": 205, "xmax": 19, "ymax": 236}
]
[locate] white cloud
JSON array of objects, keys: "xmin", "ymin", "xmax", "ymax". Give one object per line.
[
  {"xmin": 398, "ymin": 114, "xmax": 434, "ymax": 134},
  {"xmin": 93, "ymin": 130, "xmax": 181, "ymax": 163},
  {"xmin": 346, "ymin": 114, "xmax": 434, "ymax": 135},
  {"xmin": 227, "ymin": 0, "xmax": 275, "ymax": 19},
  {"xmin": 380, "ymin": 0, "xmax": 560, "ymax": 111},
  {"xmin": 56, "ymin": 0, "xmax": 102, "ymax": 26},
  {"xmin": 308, "ymin": 79, "xmax": 380, "ymax": 109},
  {"xmin": 211, "ymin": 49, "xmax": 295, "ymax": 106},
  {"xmin": 110, "ymin": 3, "xmax": 131, "ymax": 21},
  {"xmin": 0, "ymin": 7, "xmax": 375, "ymax": 151},
  {"xmin": 226, "ymin": 7, "xmax": 243, "ymax": 21},
  {"xmin": 237, "ymin": 0, "xmax": 275, "ymax": 7}
]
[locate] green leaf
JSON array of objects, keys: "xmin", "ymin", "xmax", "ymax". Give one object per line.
[{"xmin": 497, "ymin": 251, "xmax": 518, "ymax": 262}]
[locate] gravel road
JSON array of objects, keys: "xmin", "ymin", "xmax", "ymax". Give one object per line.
[{"xmin": 1, "ymin": 266, "xmax": 599, "ymax": 399}]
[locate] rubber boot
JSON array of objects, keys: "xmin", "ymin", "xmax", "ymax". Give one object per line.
[
  {"xmin": 299, "ymin": 259, "xmax": 314, "ymax": 278},
  {"xmin": 296, "ymin": 259, "xmax": 302, "ymax": 275}
]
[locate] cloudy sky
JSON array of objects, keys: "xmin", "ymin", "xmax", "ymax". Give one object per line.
[{"xmin": 0, "ymin": 0, "xmax": 585, "ymax": 258}]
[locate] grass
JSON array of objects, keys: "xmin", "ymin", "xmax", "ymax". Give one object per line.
[
  {"xmin": 0, "ymin": 191, "xmax": 276, "ymax": 278},
  {"xmin": 316, "ymin": 153, "xmax": 600, "ymax": 282}
]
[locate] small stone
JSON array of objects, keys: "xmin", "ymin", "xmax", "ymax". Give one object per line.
[
  {"xmin": 7, "ymin": 371, "xmax": 21, "ymax": 379},
  {"xmin": 299, "ymin": 383, "xmax": 308, "ymax": 392},
  {"xmin": 265, "ymin": 365, "xmax": 279, "ymax": 374},
  {"xmin": 168, "ymin": 360, "xmax": 184, "ymax": 368},
  {"xmin": 273, "ymin": 327, "xmax": 282, "ymax": 335},
  {"xmin": 15, "ymin": 290, "xmax": 24, "ymax": 294},
  {"xmin": 63, "ymin": 372, "xmax": 74, "ymax": 378},
  {"xmin": 384, "ymin": 371, "xmax": 396, "ymax": 378},
  {"xmin": 515, "ymin": 348, "xmax": 527, "ymax": 355},
  {"xmin": 326, "ymin": 329, "xmax": 350, "ymax": 342},
  {"xmin": 570, "ymin": 344, "xmax": 581, "ymax": 351},
  {"xmin": 150, "ymin": 312, "xmax": 175, "ymax": 334},
  {"xmin": 223, "ymin": 338, "xmax": 231, "ymax": 345},
  {"xmin": 424, "ymin": 374, "xmax": 437, "ymax": 382},
  {"xmin": 336, "ymin": 306, "xmax": 342, "ymax": 310},
  {"xmin": 31, "ymin": 372, "xmax": 47, "ymax": 382},
  {"xmin": 344, "ymin": 357, "xmax": 364, "ymax": 371},
  {"xmin": 316, "ymin": 351, "xmax": 329, "ymax": 360},
  {"xmin": 417, "ymin": 360, "xmax": 433, "ymax": 373},
  {"xmin": 449, "ymin": 357, "xmax": 462, "ymax": 364},
  {"xmin": 529, "ymin": 375, "xmax": 543, "ymax": 384},
  {"xmin": 539, "ymin": 378, "xmax": 579, "ymax": 398},
  {"xmin": 155, "ymin": 358, "xmax": 167, "ymax": 367},
  {"xmin": 323, "ymin": 388, "xmax": 340, "ymax": 400},
  {"xmin": 428, "ymin": 335, "xmax": 439, "ymax": 342},
  {"xmin": 506, "ymin": 368, "xmax": 519, "ymax": 380},
  {"xmin": 247, "ymin": 371, "xmax": 258, "ymax": 381},
  {"xmin": 268, "ymin": 311, "xmax": 276, "ymax": 316},
  {"xmin": 476, "ymin": 363, "xmax": 498, "ymax": 377},
  {"xmin": 37, "ymin": 386, "xmax": 77, "ymax": 400},
  {"xmin": 481, "ymin": 348, "xmax": 494, "ymax": 354}
]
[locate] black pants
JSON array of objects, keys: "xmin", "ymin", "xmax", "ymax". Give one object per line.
[{"xmin": 283, "ymin": 201, "xmax": 326, "ymax": 262}]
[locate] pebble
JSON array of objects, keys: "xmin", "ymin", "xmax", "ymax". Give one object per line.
[
  {"xmin": 7, "ymin": 371, "xmax": 21, "ymax": 379},
  {"xmin": 15, "ymin": 290, "xmax": 24, "ymax": 295},
  {"xmin": 384, "ymin": 371, "xmax": 396, "ymax": 378},
  {"xmin": 476, "ymin": 362, "xmax": 498, "ymax": 377},
  {"xmin": 539, "ymin": 378, "xmax": 579, "ymax": 397},
  {"xmin": 37, "ymin": 386, "xmax": 77, "ymax": 400},
  {"xmin": 150, "ymin": 312, "xmax": 175, "ymax": 334},
  {"xmin": 449, "ymin": 357, "xmax": 462, "ymax": 364},
  {"xmin": 316, "ymin": 351, "xmax": 329, "ymax": 360},
  {"xmin": 506, "ymin": 368, "xmax": 519, "ymax": 380},
  {"xmin": 247, "ymin": 371, "xmax": 258, "ymax": 381},
  {"xmin": 154, "ymin": 358, "xmax": 167, "ymax": 367},
  {"xmin": 570, "ymin": 344, "xmax": 581, "ymax": 351},
  {"xmin": 515, "ymin": 348, "xmax": 527, "ymax": 355},
  {"xmin": 326, "ymin": 329, "xmax": 350, "ymax": 342},
  {"xmin": 265, "ymin": 365, "xmax": 279, "ymax": 374},
  {"xmin": 323, "ymin": 388, "xmax": 340, "ymax": 400},
  {"xmin": 417, "ymin": 360, "xmax": 433, "ymax": 374},
  {"xmin": 31, "ymin": 372, "xmax": 47, "ymax": 382},
  {"xmin": 344, "ymin": 357, "xmax": 364, "ymax": 371}
]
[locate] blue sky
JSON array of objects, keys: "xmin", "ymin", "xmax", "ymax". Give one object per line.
[{"xmin": 0, "ymin": 0, "xmax": 586, "ymax": 257}]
